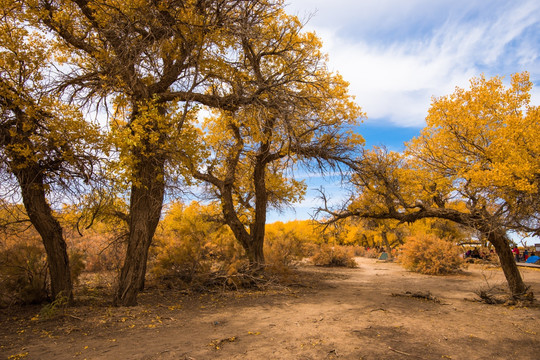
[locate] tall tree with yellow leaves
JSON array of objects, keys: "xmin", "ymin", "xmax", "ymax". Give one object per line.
[
  {"xmin": 190, "ymin": 9, "xmax": 363, "ymax": 266},
  {"xmin": 0, "ymin": 1, "xmax": 101, "ymax": 301},
  {"xmin": 21, "ymin": 0, "xmax": 242, "ymax": 305},
  {"xmin": 325, "ymin": 73, "xmax": 539, "ymax": 299}
]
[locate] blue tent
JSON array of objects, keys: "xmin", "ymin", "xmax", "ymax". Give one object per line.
[{"xmin": 526, "ymin": 255, "xmax": 540, "ymax": 264}]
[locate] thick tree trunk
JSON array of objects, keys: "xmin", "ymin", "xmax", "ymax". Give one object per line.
[
  {"xmin": 114, "ymin": 157, "xmax": 165, "ymax": 306},
  {"xmin": 245, "ymin": 236, "xmax": 265, "ymax": 267},
  {"xmin": 219, "ymin": 179, "xmax": 265, "ymax": 267},
  {"xmin": 248, "ymin": 152, "xmax": 268, "ymax": 267},
  {"xmin": 486, "ymin": 229, "xmax": 528, "ymax": 298},
  {"xmin": 220, "ymin": 182, "xmax": 252, "ymax": 250},
  {"xmin": 15, "ymin": 166, "xmax": 73, "ymax": 301}
]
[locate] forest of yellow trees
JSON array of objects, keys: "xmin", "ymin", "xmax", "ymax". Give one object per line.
[{"xmin": 1, "ymin": 0, "xmax": 539, "ymax": 310}]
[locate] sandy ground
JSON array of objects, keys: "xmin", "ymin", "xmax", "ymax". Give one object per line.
[{"xmin": 1, "ymin": 257, "xmax": 540, "ymax": 360}]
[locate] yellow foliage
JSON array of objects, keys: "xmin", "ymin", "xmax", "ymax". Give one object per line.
[
  {"xmin": 150, "ymin": 201, "xmax": 242, "ymax": 285},
  {"xmin": 398, "ymin": 234, "xmax": 464, "ymax": 275},
  {"xmin": 311, "ymin": 244, "xmax": 357, "ymax": 268},
  {"xmin": 407, "ymin": 72, "xmax": 540, "ymax": 213},
  {"xmin": 264, "ymin": 220, "xmax": 319, "ymax": 266}
]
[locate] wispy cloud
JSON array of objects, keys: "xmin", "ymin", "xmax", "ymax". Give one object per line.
[{"xmin": 287, "ymin": 0, "xmax": 540, "ymax": 127}]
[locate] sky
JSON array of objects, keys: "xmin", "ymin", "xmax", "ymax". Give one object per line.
[{"xmin": 267, "ymin": 0, "xmax": 540, "ymax": 222}]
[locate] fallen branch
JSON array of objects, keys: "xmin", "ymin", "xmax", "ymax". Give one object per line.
[{"xmin": 391, "ymin": 291, "xmax": 441, "ymax": 303}]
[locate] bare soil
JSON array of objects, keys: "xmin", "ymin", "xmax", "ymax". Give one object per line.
[{"xmin": 1, "ymin": 257, "xmax": 540, "ymax": 360}]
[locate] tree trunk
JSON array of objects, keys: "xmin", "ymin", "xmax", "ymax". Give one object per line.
[
  {"xmin": 486, "ymin": 229, "xmax": 528, "ymax": 298},
  {"xmin": 114, "ymin": 157, "xmax": 165, "ymax": 306},
  {"xmin": 219, "ymin": 178, "xmax": 266, "ymax": 267},
  {"xmin": 245, "ymin": 237, "xmax": 265, "ymax": 267},
  {"xmin": 15, "ymin": 165, "xmax": 73, "ymax": 301},
  {"xmin": 248, "ymin": 152, "xmax": 268, "ymax": 267}
]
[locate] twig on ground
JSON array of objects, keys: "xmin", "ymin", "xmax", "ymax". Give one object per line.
[
  {"xmin": 67, "ymin": 314, "xmax": 83, "ymax": 321},
  {"xmin": 388, "ymin": 346, "xmax": 412, "ymax": 356}
]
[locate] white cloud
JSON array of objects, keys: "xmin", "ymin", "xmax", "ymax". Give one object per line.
[{"xmin": 286, "ymin": 0, "xmax": 540, "ymax": 127}]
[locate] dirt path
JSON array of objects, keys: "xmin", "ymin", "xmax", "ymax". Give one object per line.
[{"xmin": 2, "ymin": 258, "xmax": 540, "ymax": 359}]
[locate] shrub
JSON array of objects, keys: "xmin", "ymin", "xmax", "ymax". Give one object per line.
[
  {"xmin": 150, "ymin": 201, "xmax": 247, "ymax": 287},
  {"xmin": 66, "ymin": 230, "xmax": 125, "ymax": 272},
  {"xmin": 0, "ymin": 242, "xmax": 49, "ymax": 306},
  {"xmin": 398, "ymin": 234, "xmax": 464, "ymax": 275},
  {"xmin": 151, "ymin": 235, "xmax": 213, "ymax": 286},
  {"xmin": 264, "ymin": 232, "xmax": 306, "ymax": 268},
  {"xmin": 300, "ymin": 242, "xmax": 319, "ymax": 258},
  {"xmin": 352, "ymin": 245, "xmax": 366, "ymax": 257},
  {"xmin": 39, "ymin": 292, "xmax": 70, "ymax": 320},
  {"xmin": 311, "ymin": 244, "xmax": 357, "ymax": 268},
  {"xmin": 150, "ymin": 228, "xmax": 244, "ymax": 288}
]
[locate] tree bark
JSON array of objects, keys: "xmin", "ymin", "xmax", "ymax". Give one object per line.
[
  {"xmin": 114, "ymin": 157, "xmax": 165, "ymax": 306},
  {"xmin": 248, "ymin": 152, "xmax": 268, "ymax": 267},
  {"xmin": 14, "ymin": 165, "xmax": 73, "ymax": 301},
  {"xmin": 485, "ymin": 229, "xmax": 528, "ymax": 298},
  {"xmin": 245, "ymin": 233, "xmax": 265, "ymax": 267},
  {"xmin": 219, "ymin": 182, "xmax": 263, "ymax": 265},
  {"xmin": 217, "ymin": 163, "xmax": 266, "ymax": 267}
]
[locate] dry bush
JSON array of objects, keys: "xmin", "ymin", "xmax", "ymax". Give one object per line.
[
  {"xmin": 311, "ymin": 244, "xmax": 357, "ymax": 268},
  {"xmin": 151, "ymin": 236, "xmax": 213, "ymax": 286},
  {"xmin": 151, "ymin": 239, "xmax": 283, "ymax": 291},
  {"xmin": 150, "ymin": 202, "xmax": 315, "ymax": 290},
  {"xmin": 150, "ymin": 229, "xmax": 245, "ymax": 290},
  {"xmin": 300, "ymin": 242, "xmax": 319, "ymax": 257},
  {"xmin": 0, "ymin": 236, "xmax": 88, "ymax": 307},
  {"xmin": 150, "ymin": 201, "xmax": 243, "ymax": 288},
  {"xmin": 0, "ymin": 208, "xmax": 49, "ymax": 305},
  {"xmin": 264, "ymin": 220, "xmax": 322, "ymax": 263},
  {"xmin": 352, "ymin": 245, "xmax": 366, "ymax": 256},
  {"xmin": 398, "ymin": 234, "xmax": 464, "ymax": 275},
  {"xmin": 264, "ymin": 231, "xmax": 307, "ymax": 268},
  {"xmin": 0, "ymin": 241, "xmax": 49, "ymax": 306},
  {"xmin": 65, "ymin": 226, "xmax": 125, "ymax": 273},
  {"xmin": 69, "ymin": 250, "xmax": 86, "ymax": 285}
]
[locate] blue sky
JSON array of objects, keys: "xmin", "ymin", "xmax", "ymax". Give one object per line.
[{"xmin": 267, "ymin": 0, "xmax": 540, "ymax": 222}]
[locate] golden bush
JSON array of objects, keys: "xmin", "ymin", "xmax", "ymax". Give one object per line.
[
  {"xmin": 398, "ymin": 234, "xmax": 464, "ymax": 275},
  {"xmin": 311, "ymin": 244, "xmax": 357, "ymax": 268},
  {"xmin": 264, "ymin": 230, "xmax": 307, "ymax": 267}
]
